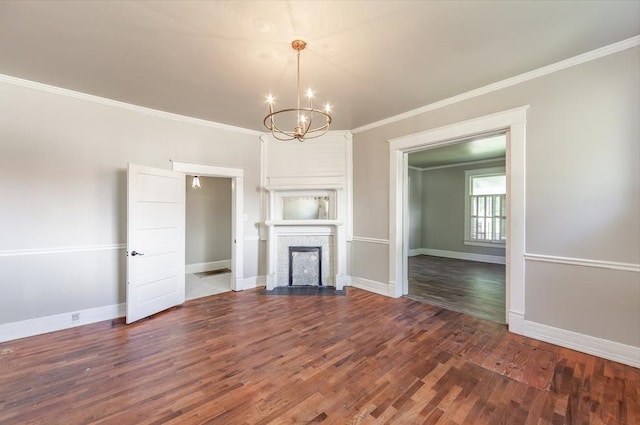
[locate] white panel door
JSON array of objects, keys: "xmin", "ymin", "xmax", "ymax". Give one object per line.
[{"xmin": 127, "ymin": 163, "xmax": 185, "ymax": 324}]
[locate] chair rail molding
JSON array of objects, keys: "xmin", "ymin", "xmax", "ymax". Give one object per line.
[
  {"xmin": 525, "ymin": 253, "xmax": 640, "ymax": 273},
  {"xmin": 0, "ymin": 243, "xmax": 126, "ymax": 257}
]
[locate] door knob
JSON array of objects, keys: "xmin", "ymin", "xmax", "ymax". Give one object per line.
[{"xmin": 131, "ymin": 251, "xmax": 144, "ymax": 256}]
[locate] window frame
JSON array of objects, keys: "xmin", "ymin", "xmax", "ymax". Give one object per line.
[{"xmin": 464, "ymin": 166, "xmax": 506, "ymax": 247}]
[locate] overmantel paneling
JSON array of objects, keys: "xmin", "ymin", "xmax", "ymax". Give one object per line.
[
  {"xmin": 261, "ymin": 131, "xmax": 354, "ymax": 241},
  {"xmin": 263, "ymin": 131, "xmax": 352, "ymax": 185}
]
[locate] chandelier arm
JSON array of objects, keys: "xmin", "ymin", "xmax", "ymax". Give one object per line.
[
  {"xmin": 263, "ymin": 118, "xmax": 294, "ymax": 139},
  {"xmin": 264, "ymin": 108, "xmax": 331, "ymax": 133},
  {"xmin": 303, "ymin": 113, "xmax": 314, "ymax": 138},
  {"xmin": 266, "ymin": 119, "xmax": 296, "ymax": 139}
]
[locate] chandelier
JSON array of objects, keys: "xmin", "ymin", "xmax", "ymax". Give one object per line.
[{"xmin": 263, "ymin": 40, "xmax": 332, "ymax": 142}]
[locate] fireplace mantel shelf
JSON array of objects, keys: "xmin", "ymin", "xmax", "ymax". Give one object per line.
[{"xmin": 265, "ymin": 219, "xmax": 343, "ymax": 227}]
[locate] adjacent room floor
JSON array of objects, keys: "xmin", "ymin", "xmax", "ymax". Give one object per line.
[
  {"xmin": 407, "ymin": 255, "xmax": 506, "ymax": 323},
  {"xmin": 185, "ymin": 268, "xmax": 231, "ymax": 300}
]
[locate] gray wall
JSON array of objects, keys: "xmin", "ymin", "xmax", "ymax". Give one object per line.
[
  {"xmin": 0, "ymin": 81, "xmax": 263, "ymax": 325},
  {"xmin": 351, "ymin": 47, "xmax": 640, "ymax": 347},
  {"xmin": 408, "ymin": 167, "xmax": 422, "ymax": 250},
  {"xmin": 421, "ymin": 160, "xmax": 506, "ymax": 257},
  {"xmin": 185, "ymin": 176, "xmax": 232, "ymax": 265}
]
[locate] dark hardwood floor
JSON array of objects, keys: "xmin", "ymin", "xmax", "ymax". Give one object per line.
[
  {"xmin": 1, "ymin": 288, "xmax": 638, "ymax": 424},
  {"xmin": 408, "ymin": 255, "xmax": 506, "ymax": 323}
]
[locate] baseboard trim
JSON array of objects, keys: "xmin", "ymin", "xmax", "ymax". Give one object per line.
[
  {"xmin": 508, "ymin": 310, "xmax": 525, "ymax": 335},
  {"xmin": 236, "ymin": 275, "xmax": 266, "ymax": 291},
  {"xmin": 350, "ymin": 276, "xmax": 391, "ymax": 297},
  {"xmin": 524, "ymin": 320, "xmax": 640, "ymax": 368},
  {"xmin": 412, "ymin": 248, "xmax": 506, "ymax": 265},
  {"xmin": 0, "ymin": 303, "xmax": 125, "ymax": 343},
  {"xmin": 185, "ymin": 260, "xmax": 231, "ymax": 274}
]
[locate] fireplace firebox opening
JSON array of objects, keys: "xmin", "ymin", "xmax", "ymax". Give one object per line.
[{"xmin": 289, "ymin": 246, "xmax": 322, "ymax": 286}]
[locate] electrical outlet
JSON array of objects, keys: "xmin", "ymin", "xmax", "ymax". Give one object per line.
[{"xmin": 71, "ymin": 313, "xmax": 80, "ymax": 322}]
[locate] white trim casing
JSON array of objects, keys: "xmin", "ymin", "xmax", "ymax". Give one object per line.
[
  {"xmin": 259, "ymin": 135, "xmax": 268, "ymax": 240},
  {"xmin": 508, "ymin": 311, "xmax": 525, "ymax": 335},
  {"xmin": 171, "ymin": 161, "xmax": 244, "ymax": 178},
  {"xmin": 388, "ymin": 106, "xmax": 528, "ymax": 331},
  {"xmin": 345, "ymin": 132, "xmax": 354, "ymax": 241}
]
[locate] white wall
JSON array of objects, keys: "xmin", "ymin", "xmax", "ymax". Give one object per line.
[
  {"xmin": 0, "ymin": 78, "xmax": 262, "ymax": 328},
  {"xmin": 351, "ymin": 46, "xmax": 640, "ymax": 355}
]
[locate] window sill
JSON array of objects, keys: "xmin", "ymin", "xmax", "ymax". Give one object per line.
[{"xmin": 464, "ymin": 240, "xmax": 506, "ymax": 248}]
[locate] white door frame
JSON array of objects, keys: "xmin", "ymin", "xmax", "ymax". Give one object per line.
[
  {"xmin": 388, "ymin": 106, "xmax": 528, "ymax": 335},
  {"xmin": 171, "ymin": 161, "xmax": 244, "ymax": 291}
]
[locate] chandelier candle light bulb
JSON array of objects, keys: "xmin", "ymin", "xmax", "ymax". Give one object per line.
[{"xmin": 263, "ymin": 40, "xmax": 332, "ymax": 142}]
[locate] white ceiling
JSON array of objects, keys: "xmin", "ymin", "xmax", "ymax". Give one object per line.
[{"xmin": 0, "ymin": 1, "xmax": 638, "ymax": 132}]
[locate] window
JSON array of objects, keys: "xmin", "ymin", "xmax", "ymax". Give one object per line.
[{"xmin": 464, "ymin": 167, "xmax": 506, "ymax": 246}]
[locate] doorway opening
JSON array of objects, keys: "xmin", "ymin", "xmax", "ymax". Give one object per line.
[
  {"xmin": 406, "ymin": 133, "xmax": 507, "ymax": 323},
  {"xmin": 185, "ymin": 175, "xmax": 233, "ymax": 300},
  {"xmin": 388, "ymin": 106, "xmax": 527, "ymax": 332},
  {"xmin": 172, "ymin": 161, "xmax": 244, "ymax": 293}
]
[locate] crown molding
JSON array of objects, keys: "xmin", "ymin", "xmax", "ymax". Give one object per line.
[
  {"xmin": 0, "ymin": 74, "xmax": 262, "ymax": 136},
  {"xmin": 352, "ymin": 35, "xmax": 640, "ymax": 134},
  {"xmin": 2, "ymin": 35, "xmax": 637, "ymax": 138}
]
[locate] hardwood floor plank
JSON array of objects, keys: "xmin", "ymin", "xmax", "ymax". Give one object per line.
[
  {"xmin": 408, "ymin": 255, "xmax": 505, "ymax": 323},
  {"xmin": 1, "ymin": 288, "xmax": 638, "ymax": 424}
]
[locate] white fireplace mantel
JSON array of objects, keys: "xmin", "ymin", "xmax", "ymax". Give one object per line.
[
  {"xmin": 264, "ymin": 190, "xmax": 349, "ymax": 291},
  {"xmin": 261, "ymin": 132, "xmax": 353, "ymax": 291}
]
